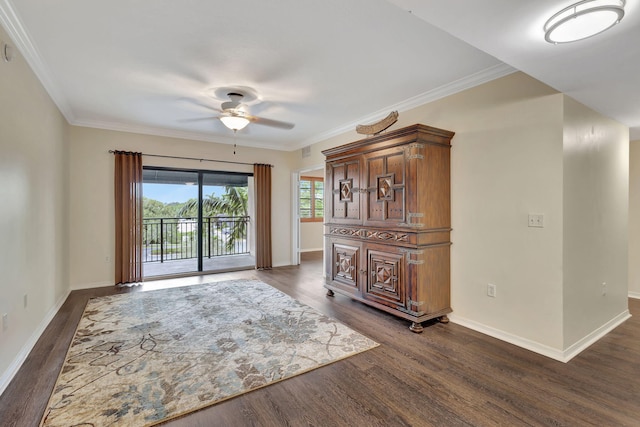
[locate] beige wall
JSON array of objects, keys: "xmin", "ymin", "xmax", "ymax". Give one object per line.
[
  {"xmin": 448, "ymin": 75, "xmax": 566, "ymax": 351},
  {"xmin": 0, "ymin": 28, "xmax": 69, "ymax": 389},
  {"xmin": 630, "ymin": 140, "xmax": 640, "ymax": 299},
  {"xmin": 562, "ymin": 97, "xmax": 630, "ymax": 349},
  {"xmin": 300, "ymin": 222, "xmax": 323, "ymax": 252},
  {"xmin": 410, "ymin": 73, "xmax": 566, "ymax": 352},
  {"xmin": 295, "ymin": 72, "xmax": 629, "ymax": 359},
  {"xmin": 68, "ymin": 126, "xmax": 296, "ymax": 289}
]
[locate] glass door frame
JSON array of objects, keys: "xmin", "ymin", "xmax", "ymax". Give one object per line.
[{"xmin": 142, "ymin": 166, "xmax": 252, "ymax": 277}]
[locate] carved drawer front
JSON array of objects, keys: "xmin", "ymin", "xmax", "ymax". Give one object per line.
[
  {"xmin": 331, "ymin": 243, "xmax": 360, "ymax": 292},
  {"xmin": 365, "ymin": 249, "xmax": 405, "ymax": 309}
]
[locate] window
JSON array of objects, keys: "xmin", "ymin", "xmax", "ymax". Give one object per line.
[{"xmin": 300, "ymin": 176, "xmax": 324, "ymax": 222}]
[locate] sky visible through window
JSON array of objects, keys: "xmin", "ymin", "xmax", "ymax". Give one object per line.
[{"xmin": 143, "ymin": 183, "xmax": 225, "ymax": 204}]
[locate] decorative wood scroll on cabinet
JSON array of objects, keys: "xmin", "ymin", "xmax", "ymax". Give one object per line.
[{"xmin": 322, "ymin": 124, "xmax": 454, "ymax": 332}]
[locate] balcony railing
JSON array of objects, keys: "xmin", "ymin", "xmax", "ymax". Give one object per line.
[{"xmin": 143, "ymin": 216, "xmax": 250, "ymax": 263}]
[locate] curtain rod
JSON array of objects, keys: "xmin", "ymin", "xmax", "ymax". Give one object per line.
[{"xmin": 108, "ymin": 150, "xmax": 273, "ymax": 167}]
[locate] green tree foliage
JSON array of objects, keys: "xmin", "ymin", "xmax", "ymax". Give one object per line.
[
  {"xmin": 143, "ymin": 187, "xmax": 249, "ymax": 254},
  {"xmin": 178, "ymin": 187, "xmax": 248, "ymax": 218},
  {"xmin": 143, "ymin": 198, "xmax": 183, "ymax": 218},
  {"xmin": 177, "ymin": 186, "xmax": 249, "ymax": 252},
  {"xmin": 143, "ymin": 198, "xmax": 186, "ymax": 245}
]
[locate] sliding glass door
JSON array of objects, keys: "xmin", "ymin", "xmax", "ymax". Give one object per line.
[
  {"xmin": 142, "ymin": 167, "xmax": 253, "ymax": 278},
  {"xmin": 200, "ymin": 172, "xmax": 251, "ymax": 272}
]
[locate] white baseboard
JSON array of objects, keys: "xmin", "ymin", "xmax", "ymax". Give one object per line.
[
  {"xmin": 300, "ymin": 248, "xmax": 323, "ymax": 253},
  {"xmin": 562, "ymin": 309, "xmax": 631, "ymax": 362},
  {"xmin": 449, "ymin": 309, "xmax": 631, "ymax": 363},
  {"xmin": 449, "ymin": 314, "xmax": 566, "ymax": 361},
  {"xmin": 629, "ymin": 291, "xmax": 640, "ymax": 300},
  {"xmin": 0, "ymin": 289, "xmax": 70, "ymax": 396}
]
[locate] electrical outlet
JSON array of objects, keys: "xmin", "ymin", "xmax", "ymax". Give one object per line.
[
  {"xmin": 2, "ymin": 313, "xmax": 7, "ymax": 332},
  {"xmin": 105, "ymin": 256, "xmax": 111, "ymax": 263},
  {"xmin": 602, "ymin": 282, "xmax": 607, "ymax": 296},
  {"xmin": 23, "ymin": 294, "xmax": 28, "ymax": 308},
  {"xmin": 528, "ymin": 213, "xmax": 544, "ymax": 228},
  {"xmin": 487, "ymin": 283, "xmax": 496, "ymax": 298}
]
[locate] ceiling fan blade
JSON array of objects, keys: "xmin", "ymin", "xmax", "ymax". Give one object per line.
[
  {"xmin": 177, "ymin": 116, "xmax": 219, "ymax": 123},
  {"xmin": 178, "ymin": 98, "xmax": 223, "ymax": 113},
  {"xmin": 248, "ymin": 115, "xmax": 295, "ymax": 130}
]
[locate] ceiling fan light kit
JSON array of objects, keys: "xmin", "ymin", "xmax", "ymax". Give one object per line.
[
  {"xmin": 220, "ymin": 114, "xmax": 250, "ymax": 131},
  {"xmin": 544, "ymin": 0, "xmax": 625, "ymax": 44},
  {"xmin": 213, "ymin": 90, "xmax": 294, "ymax": 132}
]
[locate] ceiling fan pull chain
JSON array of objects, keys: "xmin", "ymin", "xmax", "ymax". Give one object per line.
[{"xmin": 233, "ymin": 130, "xmax": 237, "ymax": 155}]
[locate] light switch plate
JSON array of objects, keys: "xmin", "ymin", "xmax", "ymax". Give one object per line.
[{"xmin": 487, "ymin": 283, "xmax": 496, "ymax": 298}]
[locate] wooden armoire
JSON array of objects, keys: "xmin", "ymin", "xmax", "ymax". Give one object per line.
[{"xmin": 322, "ymin": 124, "xmax": 454, "ymax": 332}]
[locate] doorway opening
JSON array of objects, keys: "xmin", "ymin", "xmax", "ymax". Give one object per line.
[
  {"xmin": 292, "ymin": 165, "xmax": 324, "ymax": 266},
  {"xmin": 142, "ymin": 167, "xmax": 254, "ymax": 278}
]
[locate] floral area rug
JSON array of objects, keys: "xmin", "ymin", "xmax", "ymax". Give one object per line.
[{"xmin": 40, "ymin": 279, "xmax": 378, "ymax": 426}]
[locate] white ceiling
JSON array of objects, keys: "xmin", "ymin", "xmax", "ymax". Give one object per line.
[
  {"xmin": 0, "ymin": 0, "xmax": 637, "ymax": 151},
  {"xmin": 389, "ymin": 0, "xmax": 640, "ymax": 140}
]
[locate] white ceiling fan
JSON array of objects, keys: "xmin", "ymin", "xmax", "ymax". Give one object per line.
[{"xmin": 216, "ymin": 92, "xmax": 295, "ymax": 132}]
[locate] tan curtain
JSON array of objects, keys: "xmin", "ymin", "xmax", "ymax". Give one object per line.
[
  {"xmin": 114, "ymin": 151, "xmax": 143, "ymax": 285},
  {"xmin": 254, "ymin": 163, "xmax": 272, "ymax": 269}
]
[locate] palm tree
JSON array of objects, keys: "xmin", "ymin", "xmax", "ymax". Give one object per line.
[{"xmin": 178, "ymin": 186, "xmax": 248, "ymax": 253}]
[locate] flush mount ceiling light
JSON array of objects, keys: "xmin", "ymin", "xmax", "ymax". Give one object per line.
[
  {"xmin": 544, "ymin": 0, "xmax": 625, "ymax": 44},
  {"xmin": 219, "ymin": 113, "xmax": 250, "ymax": 131}
]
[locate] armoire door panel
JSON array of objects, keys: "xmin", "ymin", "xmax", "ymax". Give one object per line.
[
  {"xmin": 327, "ymin": 160, "xmax": 361, "ymax": 224},
  {"xmin": 364, "ymin": 149, "xmax": 406, "ymax": 227},
  {"xmin": 328, "ymin": 241, "xmax": 360, "ymax": 295},
  {"xmin": 364, "ymin": 248, "xmax": 405, "ymax": 310}
]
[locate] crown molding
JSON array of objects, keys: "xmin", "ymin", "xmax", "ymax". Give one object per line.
[
  {"xmin": 293, "ymin": 62, "xmax": 517, "ymax": 150},
  {"xmin": 75, "ymin": 62, "xmax": 516, "ymax": 152},
  {"xmin": 0, "ymin": 0, "xmax": 75, "ymax": 121},
  {"xmin": 71, "ymin": 119, "xmax": 292, "ymax": 152}
]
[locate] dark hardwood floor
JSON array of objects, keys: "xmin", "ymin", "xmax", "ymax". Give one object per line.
[{"xmin": 2, "ymin": 251, "xmax": 639, "ymax": 426}]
